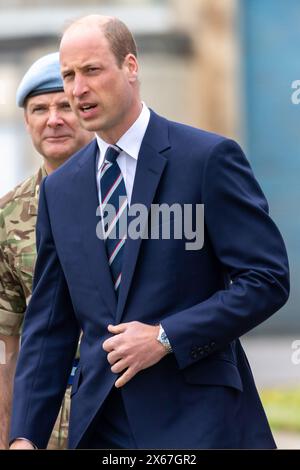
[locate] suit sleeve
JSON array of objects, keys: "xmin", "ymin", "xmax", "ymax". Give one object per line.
[
  {"xmin": 162, "ymin": 139, "xmax": 289, "ymax": 369},
  {"xmin": 10, "ymin": 178, "xmax": 80, "ymax": 449}
]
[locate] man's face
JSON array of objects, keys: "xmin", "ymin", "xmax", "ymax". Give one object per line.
[
  {"xmin": 60, "ymin": 26, "xmax": 139, "ymax": 142},
  {"xmin": 24, "ymin": 92, "xmax": 92, "ymax": 168}
]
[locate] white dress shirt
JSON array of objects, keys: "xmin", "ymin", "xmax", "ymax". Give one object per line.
[{"xmin": 96, "ymin": 102, "xmax": 150, "ymax": 206}]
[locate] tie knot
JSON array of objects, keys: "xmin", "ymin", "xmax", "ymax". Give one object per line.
[{"xmin": 104, "ymin": 145, "xmax": 121, "ymax": 165}]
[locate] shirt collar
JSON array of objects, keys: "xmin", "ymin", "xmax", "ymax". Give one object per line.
[{"xmin": 96, "ymin": 102, "xmax": 150, "ymax": 170}]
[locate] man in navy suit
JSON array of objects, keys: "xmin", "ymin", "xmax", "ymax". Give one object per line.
[{"xmin": 10, "ymin": 15, "xmax": 289, "ymax": 449}]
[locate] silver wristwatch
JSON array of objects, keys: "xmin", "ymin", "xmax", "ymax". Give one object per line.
[{"xmin": 156, "ymin": 324, "xmax": 173, "ymax": 354}]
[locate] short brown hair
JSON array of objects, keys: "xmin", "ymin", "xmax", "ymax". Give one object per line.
[{"xmin": 102, "ymin": 18, "xmax": 138, "ymax": 67}]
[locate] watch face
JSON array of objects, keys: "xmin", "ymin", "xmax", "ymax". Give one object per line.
[
  {"xmin": 161, "ymin": 331, "xmax": 167, "ymax": 341},
  {"xmin": 157, "ymin": 325, "xmax": 172, "ymax": 353}
]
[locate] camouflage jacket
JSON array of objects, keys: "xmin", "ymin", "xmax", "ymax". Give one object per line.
[{"xmin": 0, "ymin": 167, "xmax": 46, "ymax": 335}]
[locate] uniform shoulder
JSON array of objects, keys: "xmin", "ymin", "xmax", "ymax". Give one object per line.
[{"xmin": 0, "ymin": 171, "xmax": 39, "ymax": 214}]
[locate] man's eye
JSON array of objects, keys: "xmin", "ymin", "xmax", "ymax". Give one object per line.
[
  {"xmin": 63, "ymin": 72, "xmax": 73, "ymax": 80},
  {"xmin": 60, "ymin": 103, "xmax": 71, "ymax": 110},
  {"xmin": 32, "ymin": 107, "xmax": 46, "ymax": 113}
]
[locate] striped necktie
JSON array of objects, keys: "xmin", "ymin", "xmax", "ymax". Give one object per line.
[{"xmin": 100, "ymin": 145, "xmax": 128, "ymax": 295}]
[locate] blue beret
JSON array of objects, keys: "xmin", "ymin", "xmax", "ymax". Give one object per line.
[{"xmin": 16, "ymin": 52, "xmax": 64, "ymax": 107}]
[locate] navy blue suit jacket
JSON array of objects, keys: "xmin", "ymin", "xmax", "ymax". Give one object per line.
[{"xmin": 11, "ymin": 110, "xmax": 289, "ymax": 448}]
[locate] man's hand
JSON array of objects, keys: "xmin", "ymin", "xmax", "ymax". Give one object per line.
[
  {"xmin": 102, "ymin": 321, "xmax": 168, "ymax": 388},
  {"xmin": 9, "ymin": 439, "xmax": 35, "ymax": 450}
]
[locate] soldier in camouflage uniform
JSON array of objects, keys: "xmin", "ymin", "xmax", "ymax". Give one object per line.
[{"xmin": 0, "ymin": 52, "xmax": 92, "ymax": 449}]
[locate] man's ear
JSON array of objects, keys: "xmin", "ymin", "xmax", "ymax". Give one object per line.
[
  {"xmin": 23, "ymin": 108, "xmax": 30, "ymax": 132},
  {"xmin": 124, "ymin": 54, "xmax": 139, "ymax": 83}
]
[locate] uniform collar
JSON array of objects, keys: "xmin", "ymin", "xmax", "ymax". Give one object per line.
[
  {"xmin": 29, "ymin": 166, "xmax": 47, "ymax": 198},
  {"xmin": 28, "ymin": 166, "xmax": 47, "ymax": 215}
]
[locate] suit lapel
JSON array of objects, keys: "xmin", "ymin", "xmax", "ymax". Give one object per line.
[
  {"xmin": 72, "ymin": 140, "xmax": 117, "ymax": 316},
  {"xmin": 115, "ymin": 111, "xmax": 170, "ymax": 323}
]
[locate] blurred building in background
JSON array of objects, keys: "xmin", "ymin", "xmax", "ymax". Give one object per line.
[{"xmin": 0, "ymin": 0, "xmax": 298, "ymax": 333}]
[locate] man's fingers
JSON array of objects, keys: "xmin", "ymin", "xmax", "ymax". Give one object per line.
[
  {"xmin": 9, "ymin": 439, "xmax": 35, "ymax": 450},
  {"xmin": 108, "ymin": 323, "xmax": 127, "ymax": 334},
  {"xmin": 103, "ymin": 325, "xmax": 127, "ymax": 352},
  {"xmin": 107, "ymin": 350, "xmax": 123, "ymax": 365},
  {"xmin": 111, "ymin": 359, "xmax": 128, "ymax": 374},
  {"xmin": 102, "ymin": 336, "xmax": 117, "ymax": 352},
  {"xmin": 115, "ymin": 367, "xmax": 136, "ymax": 388}
]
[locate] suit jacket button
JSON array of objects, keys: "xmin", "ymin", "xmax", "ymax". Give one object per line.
[{"xmin": 191, "ymin": 351, "xmax": 198, "ymax": 360}]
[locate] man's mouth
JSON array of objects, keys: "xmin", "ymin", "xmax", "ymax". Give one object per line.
[
  {"xmin": 79, "ymin": 103, "xmax": 97, "ymax": 113},
  {"xmin": 45, "ymin": 136, "xmax": 70, "ymax": 140}
]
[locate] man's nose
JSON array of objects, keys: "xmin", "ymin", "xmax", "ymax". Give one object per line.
[
  {"xmin": 72, "ymin": 75, "xmax": 88, "ymax": 98},
  {"xmin": 47, "ymin": 109, "xmax": 64, "ymax": 128}
]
